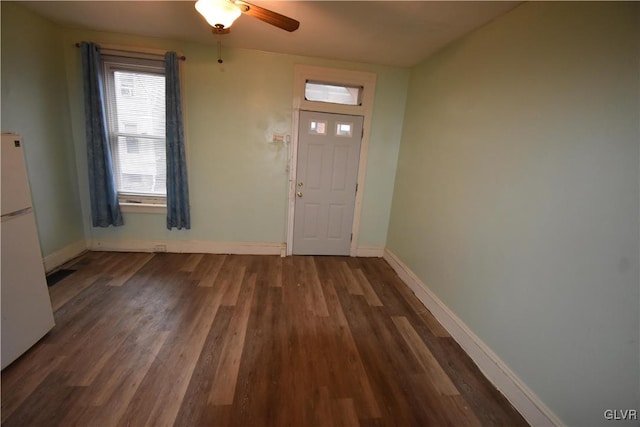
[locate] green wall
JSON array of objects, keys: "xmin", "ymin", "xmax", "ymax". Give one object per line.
[
  {"xmin": 387, "ymin": 2, "xmax": 639, "ymax": 425},
  {"xmin": 1, "ymin": 2, "xmax": 84, "ymax": 257},
  {"xmin": 59, "ymin": 28, "xmax": 408, "ymax": 247}
]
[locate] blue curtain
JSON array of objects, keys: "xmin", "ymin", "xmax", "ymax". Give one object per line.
[
  {"xmin": 165, "ymin": 52, "xmax": 191, "ymax": 230},
  {"xmin": 80, "ymin": 42, "xmax": 123, "ymax": 227}
]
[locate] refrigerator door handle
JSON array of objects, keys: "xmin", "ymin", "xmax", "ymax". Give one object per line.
[{"xmin": 1, "ymin": 207, "xmax": 33, "ymax": 222}]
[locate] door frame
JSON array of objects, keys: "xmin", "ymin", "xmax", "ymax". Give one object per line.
[{"xmin": 287, "ymin": 65, "xmax": 377, "ymax": 256}]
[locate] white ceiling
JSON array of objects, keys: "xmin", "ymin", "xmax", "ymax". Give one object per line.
[{"xmin": 19, "ymin": 1, "xmax": 521, "ymax": 68}]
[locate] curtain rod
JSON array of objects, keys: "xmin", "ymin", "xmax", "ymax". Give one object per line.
[{"xmin": 74, "ymin": 43, "xmax": 186, "ymax": 61}]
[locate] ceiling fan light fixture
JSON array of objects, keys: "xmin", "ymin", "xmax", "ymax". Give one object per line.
[{"xmin": 195, "ymin": 0, "xmax": 241, "ymax": 29}]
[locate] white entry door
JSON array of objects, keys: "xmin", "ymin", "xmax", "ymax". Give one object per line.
[{"xmin": 293, "ymin": 111, "xmax": 363, "ymax": 255}]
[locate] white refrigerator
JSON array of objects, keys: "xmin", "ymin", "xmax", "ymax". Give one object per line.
[{"xmin": 1, "ymin": 133, "xmax": 55, "ymax": 370}]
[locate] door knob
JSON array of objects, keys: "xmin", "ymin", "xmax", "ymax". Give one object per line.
[{"xmin": 296, "ymin": 191, "xmax": 303, "ymax": 198}]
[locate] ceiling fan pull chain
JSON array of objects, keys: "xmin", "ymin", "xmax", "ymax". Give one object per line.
[{"xmin": 217, "ymin": 37, "xmax": 223, "ymax": 64}]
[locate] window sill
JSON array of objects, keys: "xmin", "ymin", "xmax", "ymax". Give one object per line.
[{"xmin": 120, "ymin": 202, "xmax": 166, "ymax": 214}]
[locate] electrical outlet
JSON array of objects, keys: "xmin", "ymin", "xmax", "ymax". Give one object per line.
[{"xmin": 154, "ymin": 244, "xmax": 167, "ymax": 253}]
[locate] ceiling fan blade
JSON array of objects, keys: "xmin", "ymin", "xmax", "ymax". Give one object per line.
[{"xmin": 234, "ymin": 1, "xmax": 300, "ymax": 32}]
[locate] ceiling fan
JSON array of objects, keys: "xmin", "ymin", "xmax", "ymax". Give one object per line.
[{"xmin": 195, "ymin": 0, "xmax": 300, "ymax": 34}]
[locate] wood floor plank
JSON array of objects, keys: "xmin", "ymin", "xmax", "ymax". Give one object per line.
[
  {"xmin": 48, "ymin": 271, "xmax": 102, "ymax": 311},
  {"xmin": 55, "ymin": 258, "xmax": 186, "ymax": 391},
  {"xmin": 336, "ymin": 293, "xmax": 420, "ymax": 426},
  {"xmin": 2, "ymin": 371, "xmax": 82, "ymax": 427},
  {"xmin": 298, "ymin": 256, "xmax": 330, "ymax": 317},
  {"xmin": 353, "ymin": 267, "xmax": 384, "ymax": 307},
  {"xmin": 339, "ymin": 261, "xmax": 364, "ymax": 296},
  {"xmin": 173, "ymin": 305, "xmax": 235, "ymax": 427},
  {"xmin": 59, "ymin": 330, "xmax": 170, "ymax": 426},
  {"xmin": 66, "ymin": 323, "xmax": 132, "ymax": 387},
  {"xmin": 334, "ymin": 260, "xmax": 470, "ymax": 426},
  {"xmin": 442, "ymin": 395, "xmax": 484, "ymax": 427},
  {"xmin": 367, "ymin": 257, "xmax": 451, "ymax": 337},
  {"xmin": 253, "ymin": 255, "xmax": 283, "ymax": 288},
  {"xmin": 435, "ymin": 337, "xmax": 529, "ymax": 427},
  {"xmin": 219, "ymin": 256, "xmax": 248, "ymax": 305},
  {"xmin": 392, "ymin": 315, "xmax": 460, "ymax": 396},
  {"xmin": 226, "ymin": 274, "xmax": 282, "ymax": 427},
  {"xmin": 92, "ymin": 330, "xmax": 170, "ymax": 407},
  {"xmin": 115, "ymin": 255, "xmax": 228, "ymax": 426},
  {"xmin": 180, "ymin": 253, "xmax": 204, "ymax": 273},
  {"xmin": 331, "ymin": 397, "xmax": 361, "ymax": 427},
  {"xmin": 278, "ymin": 256, "xmax": 328, "ymax": 426},
  {"xmin": 62, "ymin": 269, "xmax": 176, "ymax": 387},
  {"xmin": 209, "ymin": 273, "xmax": 257, "ymax": 405},
  {"xmin": 313, "ymin": 260, "xmax": 382, "ymax": 420},
  {"xmin": 105, "ymin": 252, "xmax": 154, "ymax": 287},
  {"xmin": 270, "ymin": 256, "xmax": 283, "ymax": 287},
  {"xmin": 0, "ymin": 348, "xmax": 66, "ymax": 423},
  {"xmin": 37, "ymin": 277, "xmax": 115, "ymax": 357},
  {"xmin": 193, "ymin": 254, "xmax": 226, "ymax": 287},
  {"xmin": 1, "ymin": 252, "xmax": 528, "ymax": 427},
  {"xmin": 117, "ymin": 287, "xmax": 221, "ymax": 426}
]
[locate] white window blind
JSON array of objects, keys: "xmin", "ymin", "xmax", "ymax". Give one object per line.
[{"xmin": 103, "ymin": 56, "xmax": 166, "ymax": 201}]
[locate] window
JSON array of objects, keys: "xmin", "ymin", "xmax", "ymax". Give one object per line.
[
  {"xmin": 309, "ymin": 120, "xmax": 327, "ymax": 135},
  {"xmin": 305, "ymin": 81, "xmax": 362, "ymax": 106},
  {"xmin": 102, "ymin": 55, "xmax": 166, "ymax": 205},
  {"xmin": 336, "ymin": 122, "xmax": 353, "ymax": 137}
]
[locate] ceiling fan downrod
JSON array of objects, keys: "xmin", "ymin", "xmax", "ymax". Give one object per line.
[{"xmin": 217, "ymin": 37, "xmax": 224, "ymax": 64}]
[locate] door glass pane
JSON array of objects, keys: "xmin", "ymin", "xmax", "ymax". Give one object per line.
[
  {"xmin": 336, "ymin": 122, "xmax": 353, "ymax": 137},
  {"xmin": 309, "ymin": 120, "xmax": 327, "ymax": 135}
]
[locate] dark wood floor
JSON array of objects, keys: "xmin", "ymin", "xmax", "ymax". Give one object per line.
[{"xmin": 2, "ymin": 252, "xmax": 527, "ymax": 426}]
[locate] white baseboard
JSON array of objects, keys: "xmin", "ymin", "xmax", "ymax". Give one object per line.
[
  {"xmin": 89, "ymin": 239, "xmax": 285, "ymax": 256},
  {"xmin": 355, "ymin": 245, "xmax": 384, "ymax": 257},
  {"xmin": 383, "ymin": 248, "xmax": 563, "ymax": 427},
  {"xmin": 43, "ymin": 239, "xmax": 88, "ymax": 272},
  {"xmin": 88, "ymin": 240, "xmax": 381, "ymax": 258}
]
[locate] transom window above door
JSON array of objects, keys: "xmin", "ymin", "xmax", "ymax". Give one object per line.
[{"xmin": 304, "ymin": 81, "xmax": 362, "ymax": 106}]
